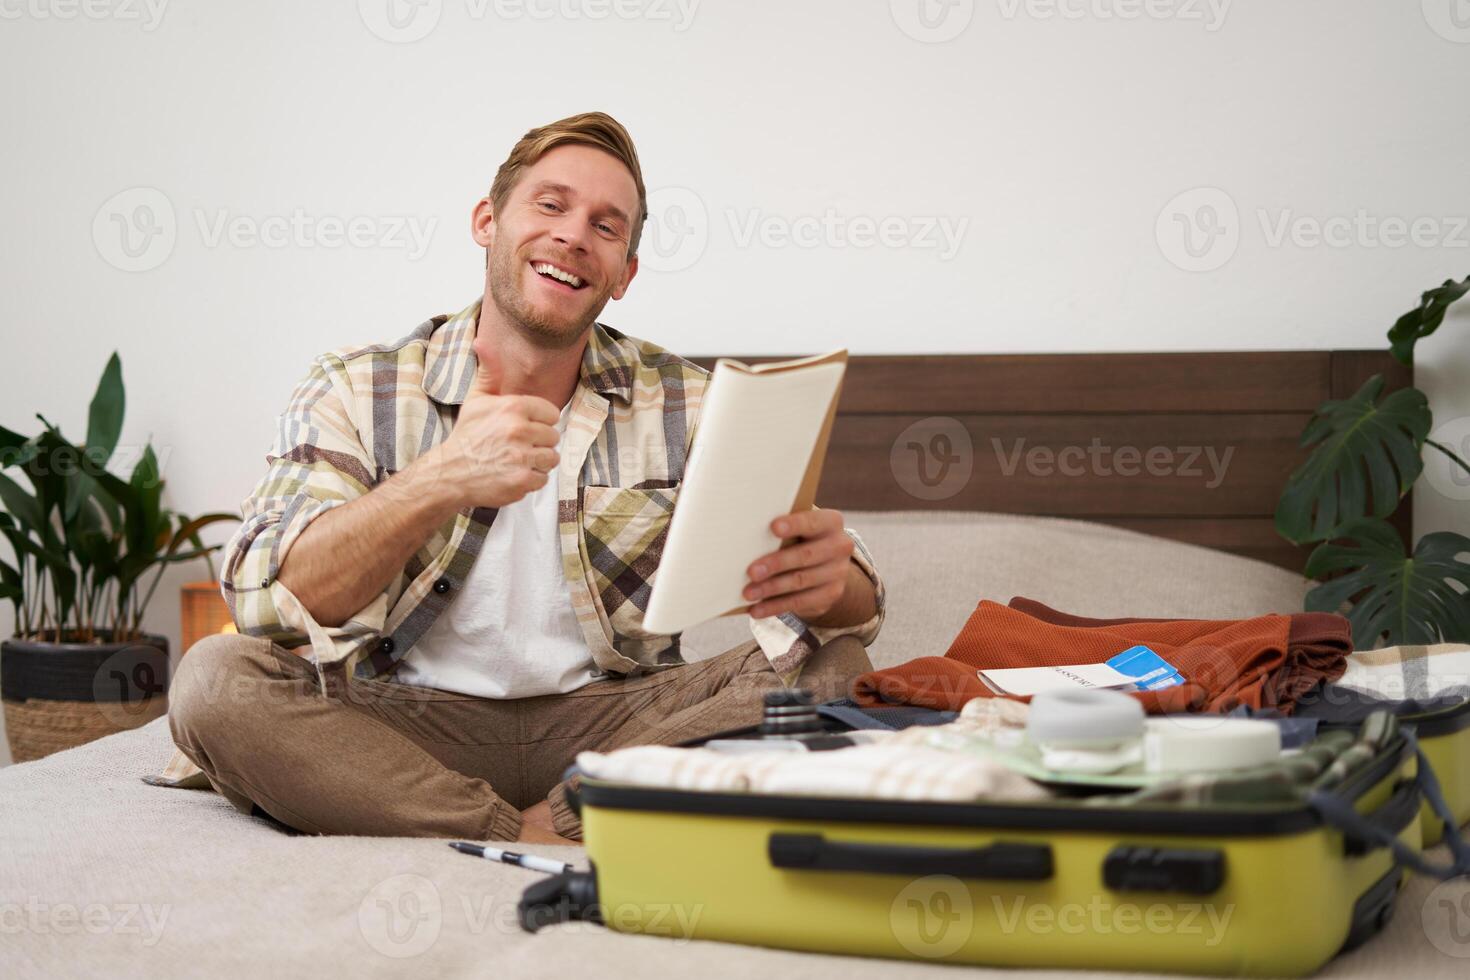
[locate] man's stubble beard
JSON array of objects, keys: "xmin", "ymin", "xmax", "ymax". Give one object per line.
[{"xmin": 486, "ymin": 245, "xmax": 616, "ymax": 351}]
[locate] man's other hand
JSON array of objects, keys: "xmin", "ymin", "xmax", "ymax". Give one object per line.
[{"xmin": 742, "ymin": 508, "xmax": 859, "ymax": 621}]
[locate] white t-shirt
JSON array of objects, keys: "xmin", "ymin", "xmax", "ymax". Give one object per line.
[{"xmin": 393, "ymin": 396, "xmax": 599, "ymax": 699}]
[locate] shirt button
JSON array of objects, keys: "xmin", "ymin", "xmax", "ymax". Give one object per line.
[
  {"xmin": 378, "ymin": 637, "xmax": 395, "ymax": 656},
  {"xmin": 433, "ymin": 577, "xmax": 452, "ymax": 594}
]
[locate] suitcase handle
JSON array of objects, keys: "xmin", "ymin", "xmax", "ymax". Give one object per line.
[
  {"xmin": 1341, "ymin": 778, "xmax": 1420, "ymax": 857},
  {"xmin": 768, "ymin": 832, "xmax": 1054, "ymax": 880}
]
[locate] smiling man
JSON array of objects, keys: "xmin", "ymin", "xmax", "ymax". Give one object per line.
[{"xmin": 153, "ymin": 112, "xmax": 885, "ymax": 844}]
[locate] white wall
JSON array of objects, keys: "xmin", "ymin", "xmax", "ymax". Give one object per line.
[{"xmin": 2, "ymin": 1, "xmax": 1468, "ymax": 765}]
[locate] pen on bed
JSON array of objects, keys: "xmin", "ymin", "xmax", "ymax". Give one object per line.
[{"xmin": 448, "ymin": 842, "xmax": 573, "ymax": 875}]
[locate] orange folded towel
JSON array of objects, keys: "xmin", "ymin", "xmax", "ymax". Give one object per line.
[{"xmin": 851, "ymin": 597, "xmax": 1351, "ymax": 715}]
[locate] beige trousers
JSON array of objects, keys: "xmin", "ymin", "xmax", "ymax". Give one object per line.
[{"xmin": 167, "ymin": 632, "xmax": 872, "ymax": 842}]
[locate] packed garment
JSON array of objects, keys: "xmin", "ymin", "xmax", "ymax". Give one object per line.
[
  {"xmin": 573, "ymin": 738, "xmax": 1053, "ymax": 803},
  {"xmin": 851, "ymin": 596, "xmax": 1351, "ymax": 715},
  {"xmin": 1328, "ymin": 642, "xmax": 1470, "ymax": 701}
]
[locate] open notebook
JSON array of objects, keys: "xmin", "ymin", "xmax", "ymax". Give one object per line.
[{"xmin": 640, "ymin": 350, "xmax": 848, "ymax": 635}]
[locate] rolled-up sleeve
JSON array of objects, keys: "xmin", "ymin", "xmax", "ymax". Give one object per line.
[
  {"xmin": 219, "ymin": 355, "xmax": 390, "ymax": 667},
  {"xmin": 827, "ymin": 524, "xmax": 885, "ymax": 646}
]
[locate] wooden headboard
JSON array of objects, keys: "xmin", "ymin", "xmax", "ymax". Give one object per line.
[{"xmin": 691, "ymin": 351, "xmax": 1412, "ymax": 572}]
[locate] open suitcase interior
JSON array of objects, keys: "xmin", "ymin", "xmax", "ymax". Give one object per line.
[{"xmin": 522, "ymin": 701, "xmax": 1470, "ymax": 978}]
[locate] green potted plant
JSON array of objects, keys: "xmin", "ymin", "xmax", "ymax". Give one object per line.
[
  {"xmin": 1276, "ymin": 274, "xmax": 1470, "ymax": 648},
  {"xmin": 0, "ymin": 353, "xmax": 236, "ymax": 762}
]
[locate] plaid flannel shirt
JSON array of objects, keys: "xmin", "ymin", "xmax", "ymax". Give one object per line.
[{"xmin": 147, "ymin": 296, "xmax": 885, "ymax": 789}]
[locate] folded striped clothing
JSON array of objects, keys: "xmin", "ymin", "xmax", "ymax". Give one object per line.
[
  {"xmin": 573, "ymin": 742, "xmax": 1053, "ymax": 803},
  {"xmin": 1330, "ymin": 643, "xmax": 1470, "ymax": 702}
]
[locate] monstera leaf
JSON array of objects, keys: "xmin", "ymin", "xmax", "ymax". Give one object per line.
[
  {"xmin": 1304, "ymin": 518, "xmax": 1470, "ymax": 648},
  {"xmin": 1388, "ymin": 274, "xmax": 1470, "ymax": 365},
  {"xmin": 1275, "ymin": 375, "xmax": 1430, "ymax": 544}
]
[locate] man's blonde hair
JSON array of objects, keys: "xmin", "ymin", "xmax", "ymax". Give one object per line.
[{"xmin": 489, "ymin": 111, "xmax": 648, "ymax": 259}]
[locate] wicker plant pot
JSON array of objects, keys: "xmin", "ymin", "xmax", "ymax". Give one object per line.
[{"xmin": 1, "ymin": 631, "xmax": 169, "ymax": 763}]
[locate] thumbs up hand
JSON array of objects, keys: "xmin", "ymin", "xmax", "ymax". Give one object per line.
[{"xmin": 437, "ymin": 364, "xmax": 562, "ymax": 510}]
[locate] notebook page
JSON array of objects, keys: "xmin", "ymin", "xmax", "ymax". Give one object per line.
[{"xmin": 641, "ymin": 360, "xmax": 846, "ymax": 634}]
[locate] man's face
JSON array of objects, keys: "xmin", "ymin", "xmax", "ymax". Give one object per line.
[{"xmin": 476, "ymin": 143, "xmax": 640, "ymax": 349}]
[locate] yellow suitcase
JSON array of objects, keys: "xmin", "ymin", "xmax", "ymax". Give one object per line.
[
  {"xmin": 1399, "ymin": 701, "xmax": 1470, "ymax": 846},
  {"xmin": 1311, "ymin": 695, "xmax": 1470, "ymax": 847},
  {"xmin": 523, "ymin": 723, "xmax": 1470, "ymax": 977}
]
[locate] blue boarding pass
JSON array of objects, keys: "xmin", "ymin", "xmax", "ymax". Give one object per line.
[
  {"xmin": 1105, "ymin": 645, "xmax": 1183, "ymax": 691},
  {"xmin": 978, "ymin": 644, "xmax": 1184, "ymax": 696}
]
